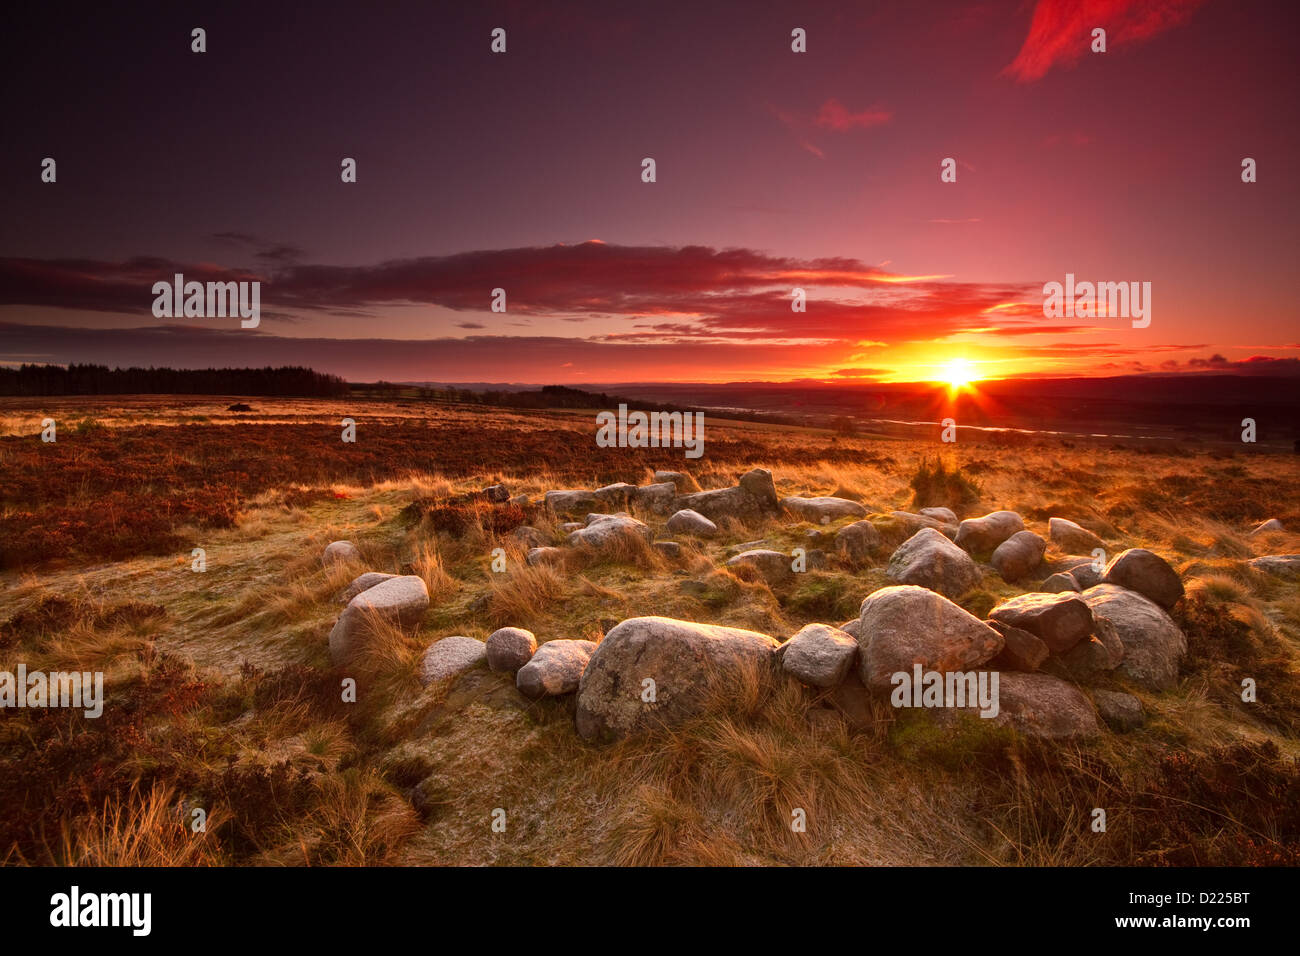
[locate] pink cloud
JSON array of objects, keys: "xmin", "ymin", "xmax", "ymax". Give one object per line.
[{"xmin": 1003, "ymin": 0, "xmax": 1206, "ymax": 83}]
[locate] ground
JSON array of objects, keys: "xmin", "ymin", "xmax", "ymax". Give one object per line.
[{"xmin": 1, "ymin": 396, "xmax": 1298, "ymax": 865}]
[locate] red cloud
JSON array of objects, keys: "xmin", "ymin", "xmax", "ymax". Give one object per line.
[
  {"xmin": 1003, "ymin": 0, "xmax": 1205, "ymax": 83},
  {"xmin": 812, "ymin": 99, "xmax": 892, "ymax": 131}
]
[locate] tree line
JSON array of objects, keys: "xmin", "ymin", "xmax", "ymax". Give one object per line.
[{"xmin": 0, "ymin": 364, "xmax": 350, "ymax": 396}]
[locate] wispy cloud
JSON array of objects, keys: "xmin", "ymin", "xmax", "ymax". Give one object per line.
[{"xmin": 1003, "ymin": 0, "xmax": 1206, "ymax": 83}]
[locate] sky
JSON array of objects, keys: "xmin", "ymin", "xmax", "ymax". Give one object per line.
[{"xmin": 0, "ymin": 0, "xmax": 1297, "ymax": 385}]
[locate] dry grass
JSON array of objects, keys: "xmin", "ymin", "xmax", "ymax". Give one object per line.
[{"xmin": 2, "ymin": 399, "xmax": 1298, "ymax": 866}]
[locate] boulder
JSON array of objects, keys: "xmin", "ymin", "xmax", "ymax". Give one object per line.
[
  {"xmin": 781, "ymin": 496, "xmax": 868, "ymax": 524},
  {"xmin": 1248, "ymin": 555, "xmax": 1300, "ymax": 579},
  {"xmin": 516, "ymin": 639, "xmax": 597, "ymax": 698},
  {"xmin": 485, "ymin": 627, "xmax": 537, "ymax": 675},
  {"xmin": 525, "ymin": 546, "xmax": 566, "ymax": 567},
  {"xmin": 418, "ymin": 635, "xmax": 486, "ymax": 687},
  {"xmin": 1041, "ymin": 571, "xmax": 1081, "ymax": 593},
  {"xmin": 837, "ymin": 618, "xmax": 866, "ymax": 641},
  {"xmin": 1079, "ymin": 584, "xmax": 1186, "ymax": 690},
  {"xmin": 1062, "ymin": 558, "xmax": 1105, "ymax": 589},
  {"xmin": 988, "ymin": 620, "xmax": 1049, "ymax": 672},
  {"xmin": 673, "ymin": 468, "xmax": 779, "ymax": 523},
  {"xmin": 954, "ymin": 511, "xmax": 1025, "ymax": 554},
  {"xmin": 890, "ymin": 511, "xmax": 957, "ymax": 538},
  {"xmin": 919, "ymin": 506, "xmax": 958, "ymax": 523},
  {"xmin": 566, "ymin": 515, "xmax": 653, "ymax": 551},
  {"xmin": 1249, "ymin": 518, "xmax": 1284, "ymax": 535},
  {"xmin": 322, "ymin": 540, "xmax": 361, "ymax": 568},
  {"xmin": 338, "ymin": 571, "xmax": 398, "ymax": 603},
  {"xmin": 328, "ymin": 575, "xmax": 430, "ymax": 664},
  {"xmin": 593, "ymin": 483, "xmax": 637, "ymax": 508},
  {"xmin": 1048, "ymin": 517, "xmax": 1104, "ymax": 553},
  {"xmin": 483, "ymin": 483, "xmax": 510, "ymax": 504},
  {"xmin": 856, "ymin": 585, "xmax": 1004, "ymax": 691},
  {"xmin": 1051, "ymin": 617, "xmax": 1124, "ymax": 682},
  {"xmin": 836, "ymin": 520, "xmax": 882, "ymax": 564},
  {"xmin": 561, "ymin": 522, "xmax": 584, "ymax": 533},
  {"xmin": 654, "ymin": 470, "xmax": 689, "ymax": 486},
  {"xmin": 987, "ymin": 672, "xmax": 1100, "ymax": 740},
  {"xmin": 1092, "ymin": 689, "xmax": 1145, "ymax": 732},
  {"xmin": 991, "ymin": 530, "xmax": 1046, "ymax": 581},
  {"xmin": 726, "ymin": 549, "xmax": 794, "ymax": 587},
  {"xmin": 653, "ymin": 540, "xmax": 684, "ymax": 561},
  {"xmin": 988, "ymin": 592, "xmax": 1093, "ymax": 655},
  {"xmin": 780, "ymin": 624, "xmax": 858, "ymax": 688},
  {"xmin": 1102, "ymin": 548, "xmax": 1184, "ymax": 609},
  {"xmin": 666, "ymin": 508, "xmax": 718, "ymax": 537},
  {"xmin": 575, "ymin": 617, "xmax": 779, "ymax": 740},
  {"xmin": 885, "ymin": 527, "xmax": 982, "ymax": 598},
  {"xmin": 632, "ymin": 482, "xmax": 677, "ymax": 515},
  {"xmin": 544, "ymin": 489, "xmax": 599, "ymax": 516}
]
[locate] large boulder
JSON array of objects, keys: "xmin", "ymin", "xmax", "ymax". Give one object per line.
[
  {"xmin": 672, "ymin": 468, "xmax": 779, "ymax": 523},
  {"xmin": 988, "ymin": 620, "xmax": 1049, "ymax": 672},
  {"xmin": 836, "ymin": 520, "xmax": 882, "ymax": 564},
  {"xmin": 954, "ymin": 511, "xmax": 1025, "ymax": 554},
  {"xmin": 890, "ymin": 511, "xmax": 957, "ymax": 539},
  {"xmin": 418, "ymin": 635, "xmax": 487, "ymax": 686},
  {"xmin": 1050, "ymin": 617, "xmax": 1125, "ymax": 683},
  {"xmin": 328, "ymin": 575, "xmax": 430, "ymax": 664},
  {"xmin": 780, "ymin": 624, "xmax": 858, "ymax": 688},
  {"xmin": 1049, "ymin": 517, "xmax": 1104, "ymax": 553},
  {"xmin": 781, "ymin": 496, "xmax": 868, "ymax": 524},
  {"xmin": 322, "ymin": 540, "xmax": 361, "ymax": 568},
  {"xmin": 666, "ymin": 508, "xmax": 718, "ymax": 537},
  {"xmin": 1080, "ymin": 584, "xmax": 1186, "ymax": 690},
  {"xmin": 575, "ymin": 617, "xmax": 779, "ymax": 741},
  {"xmin": 1102, "ymin": 548, "xmax": 1184, "ymax": 609},
  {"xmin": 988, "ymin": 591, "xmax": 1093, "ymax": 655},
  {"xmin": 338, "ymin": 571, "xmax": 398, "ymax": 603},
  {"xmin": 919, "ymin": 507, "xmax": 958, "ymax": 523},
  {"xmin": 544, "ymin": 489, "xmax": 600, "ymax": 516},
  {"xmin": 485, "ymin": 626, "xmax": 537, "ymax": 674},
  {"xmin": 593, "ymin": 483, "xmax": 638, "ymax": 508},
  {"xmin": 516, "ymin": 639, "xmax": 597, "ymax": 698},
  {"xmin": 991, "ymin": 530, "xmax": 1046, "ymax": 581},
  {"xmin": 885, "ymin": 527, "xmax": 982, "ymax": 598},
  {"xmin": 632, "ymin": 482, "xmax": 677, "ymax": 515},
  {"xmin": 566, "ymin": 514, "xmax": 653, "ymax": 552},
  {"xmin": 987, "ymin": 672, "xmax": 1100, "ymax": 740},
  {"xmin": 856, "ymin": 585, "xmax": 1004, "ymax": 692},
  {"xmin": 726, "ymin": 549, "xmax": 794, "ymax": 587}
]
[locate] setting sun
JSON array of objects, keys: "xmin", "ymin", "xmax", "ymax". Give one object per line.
[{"xmin": 943, "ymin": 358, "xmax": 978, "ymax": 389}]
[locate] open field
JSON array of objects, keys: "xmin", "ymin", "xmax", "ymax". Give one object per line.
[{"xmin": 2, "ymin": 396, "xmax": 1299, "ymax": 866}]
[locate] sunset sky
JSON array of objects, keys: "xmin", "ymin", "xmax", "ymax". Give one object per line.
[{"xmin": 1, "ymin": 0, "xmax": 1296, "ymax": 384}]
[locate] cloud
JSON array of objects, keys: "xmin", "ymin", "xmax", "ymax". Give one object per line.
[
  {"xmin": 812, "ymin": 98, "xmax": 893, "ymax": 131},
  {"xmin": 1003, "ymin": 0, "xmax": 1206, "ymax": 83}
]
